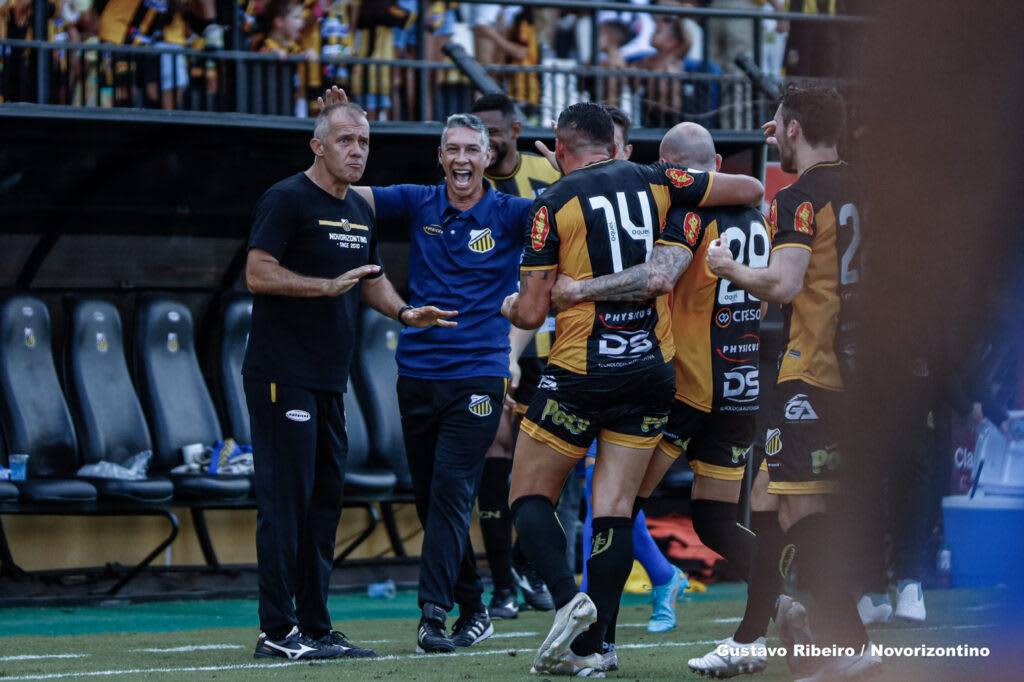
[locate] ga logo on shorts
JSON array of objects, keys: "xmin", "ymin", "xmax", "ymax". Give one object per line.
[
  {"xmin": 765, "ymin": 428, "xmax": 782, "ymax": 456},
  {"xmin": 468, "ymin": 394, "xmax": 493, "ymax": 417},
  {"xmin": 468, "ymin": 227, "xmax": 495, "ymax": 253},
  {"xmin": 784, "ymin": 393, "xmax": 818, "ymax": 421}
]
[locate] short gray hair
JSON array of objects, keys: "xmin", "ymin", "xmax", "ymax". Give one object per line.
[
  {"xmin": 440, "ymin": 113, "xmax": 489, "ymax": 150},
  {"xmin": 314, "ymin": 102, "xmax": 367, "ymax": 141}
]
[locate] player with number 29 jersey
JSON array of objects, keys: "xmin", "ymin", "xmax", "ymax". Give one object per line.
[
  {"xmin": 771, "ymin": 160, "xmax": 860, "ymax": 391},
  {"xmin": 521, "ymin": 159, "xmax": 714, "ymax": 377}
]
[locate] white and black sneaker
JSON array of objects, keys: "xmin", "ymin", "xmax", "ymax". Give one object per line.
[
  {"xmin": 534, "ymin": 592, "xmax": 598, "ymax": 672},
  {"xmin": 316, "ymin": 630, "xmax": 377, "ymax": 657},
  {"xmin": 254, "ymin": 626, "xmax": 342, "ymax": 660},
  {"xmin": 600, "ymin": 642, "xmax": 618, "ymax": 672},
  {"xmin": 488, "ymin": 587, "xmax": 520, "ymax": 620},
  {"xmin": 451, "ymin": 610, "xmax": 494, "ymax": 648},
  {"xmin": 416, "ymin": 603, "xmax": 455, "ymax": 653},
  {"xmin": 511, "ymin": 560, "xmax": 555, "ymax": 611}
]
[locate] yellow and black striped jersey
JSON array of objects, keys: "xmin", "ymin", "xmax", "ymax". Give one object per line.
[
  {"xmin": 98, "ymin": 0, "xmax": 175, "ymax": 45},
  {"xmin": 522, "ymin": 159, "xmax": 714, "ymax": 376},
  {"xmin": 660, "ymin": 205, "xmax": 769, "ymax": 413},
  {"xmin": 485, "ymin": 152, "xmax": 561, "ymax": 200},
  {"xmin": 770, "ymin": 160, "xmax": 860, "ymax": 391}
]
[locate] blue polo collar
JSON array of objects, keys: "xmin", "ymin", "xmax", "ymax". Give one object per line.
[{"xmin": 438, "ymin": 181, "xmax": 495, "ymax": 226}]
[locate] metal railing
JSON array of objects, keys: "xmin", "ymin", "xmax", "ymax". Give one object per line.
[{"xmin": 0, "ymin": 1, "xmax": 866, "ymax": 128}]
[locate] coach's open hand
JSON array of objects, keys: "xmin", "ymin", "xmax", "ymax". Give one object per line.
[
  {"xmin": 325, "ymin": 264, "xmax": 380, "ymax": 296},
  {"xmin": 401, "ymin": 305, "xmax": 458, "ymax": 328}
]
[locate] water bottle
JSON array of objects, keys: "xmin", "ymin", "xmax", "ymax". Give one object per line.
[
  {"xmin": 936, "ymin": 542, "xmax": 952, "ymax": 588},
  {"xmin": 367, "ymin": 579, "xmax": 396, "ymax": 599}
]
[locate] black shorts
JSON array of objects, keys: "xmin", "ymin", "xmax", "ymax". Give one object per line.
[
  {"xmin": 657, "ymin": 399, "xmax": 755, "ymax": 481},
  {"xmin": 520, "ymin": 362, "xmax": 674, "ymax": 459},
  {"xmin": 513, "ymin": 356, "xmax": 546, "ymax": 415},
  {"xmin": 765, "ymin": 380, "xmax": 842, "ymax": 495}
]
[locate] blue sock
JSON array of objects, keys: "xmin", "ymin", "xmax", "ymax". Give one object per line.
[
  {"xmin": 581, "ymin": 459, "xmax": 594, "ymax": 593},
  {"xmin": 633, "ymin": 510, "xmax": 676, "ymax": 587}
]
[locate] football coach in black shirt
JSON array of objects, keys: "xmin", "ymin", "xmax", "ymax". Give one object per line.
[{"xmin": 243, "ymin": 101, "xmax": 456, "ymax": 660}]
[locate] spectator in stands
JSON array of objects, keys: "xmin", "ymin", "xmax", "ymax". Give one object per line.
[
  {"xmin": 596, "ymin": 19, "xmax": 631, "ymax": 108},
  {"xmin": 253, "ymin": 0, "xmax": 316, "ymax": 116},
  {"xmin": 707, "ymin": 0, "xmax": 785, "ymax": 128},
  {"xmin": 641, "ymin": 16, "xmax": 721, "ymax": 128},
  {"xmin": 783, "ymin": 0, "xmax": 839, "ymax": 78},
  {"xmin": 243, "ymin": 100, "xmax": 452, "ymax": 660},
  {"xmin": 349, "ymin": 0, "xmax": 411, "ymax": 120}
]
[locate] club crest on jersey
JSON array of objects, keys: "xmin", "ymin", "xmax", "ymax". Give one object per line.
[
  {"xmin": 468, "ymin": 227, "xmax": 495, "ymax": 253},
  {"xmin": 531, "ymin": 206, "xmax": 550, "ymax": 251},
  {"xmin": 468, "ymin": 394, "xmax": 493, "ymax": 417},
  {"xmin": 794, "ymin": 201, "xmax": 814, "ymax": 235},
  {"xmin": 765, "ymin": 428, "xmax": 782, "ymax": 456},
  {"xmin": 769, "ymin": 199, "xmax": 779, "ymax": 240},
  {"xmin": 683, "ymin": 211, "xmax": 701, "ymax": 246},
  {"xmin": 665, "ymin": 168, "xmax": 695, "ymax": 188}
]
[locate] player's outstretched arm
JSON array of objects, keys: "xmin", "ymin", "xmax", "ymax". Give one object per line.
[
  {"xmin": 246, "ymin": 249, "xmax": 380, "ymax": 297},
  {"xmin": 502, "ymin": 267, "xmax": 555, "ymax": 329},
  {"xmin": 702, "ymin": 173, "xmax": 764, "ymax": 208},
  {"xmin": 550, "ymin": 244, "xmax": 691, "ymax": 311},
  {"xmin": 706, "ymin": 239, "xmax": 809, "ymax": 304}
]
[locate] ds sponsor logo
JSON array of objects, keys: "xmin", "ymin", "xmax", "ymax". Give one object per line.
[
  {"xmin": 784, "ymin": 393, "xmax": 818, "ymax": 421},
  {"xmin": 286, "ymin": 409, "xmax": 311, "ymax": 422},
  {"xmin": 723, "ymin": 365, "xmax": 759, "ymax": 404},
  {"xmin": 540, "ymin": 398, "xmax": 590, "ymax": 435},
  {"xmin": 598, "ymin": 330, "xmax": 653, "ymax": 358},
  {"xmin": 538, "ymin": 375, "xmax": 558, "ymax": 391}
]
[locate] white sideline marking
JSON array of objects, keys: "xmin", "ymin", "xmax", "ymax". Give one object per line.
[
  {"xmin": 713, "ymin": 617, "xmax": 742, "ymax": 623},
  {"xmin": 0, "ymin": 655, "xmax": 90, "ymax": 662},
  {"xmin": 131, "ymin": 645, "xmax": 245, "ymax": 653},
  {"xmin": 490, "ymin": 631, "xmax": 539, "ymax": 639},
  {"xmin": 0, "ymin": 640, "xmax": 726, "ymax": 680}
]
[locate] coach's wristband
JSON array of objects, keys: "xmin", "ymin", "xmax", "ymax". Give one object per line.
[{"xmin": 398, "ymin": 305, "xmax": 414, "ymax": 326}]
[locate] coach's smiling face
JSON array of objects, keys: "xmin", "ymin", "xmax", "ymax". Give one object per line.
[{"xmin": 439, "ymin": 126, "xmax": 492, "ymax": 208}]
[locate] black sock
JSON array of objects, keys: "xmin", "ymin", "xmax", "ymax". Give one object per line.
[
  {"xmin": 691, "ymin": 499, "xmax": 756, "ymax": 580},
  {"xmin": 597, "ymin": 496, "xmax": 646, "ymax": 648},
  {"xmin": 785, "ymin": 513, "xmax": 869, "ymax": 648},
  {"xmin": 511, "ymin": 495, "xmax": 577, "ymax": 608},
  {"xmin": 632, "ymin": 496, "xmax": 647, "ymax": 520},
  {"xmin": 733, "ymin": 511, "xmax": 783, "ymax": 644},
  {"xmin": 574, "ymin": 516, "xmax": 633, "ymax": 655},
  {"xmin": 479, "ymin": 457, "xmax": 515, "ymax": 591}
]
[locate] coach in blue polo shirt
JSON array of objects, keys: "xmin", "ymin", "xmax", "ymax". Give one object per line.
[{"xmin": 352, "ymin": 114, "xmax": 532, "ymax": 654}]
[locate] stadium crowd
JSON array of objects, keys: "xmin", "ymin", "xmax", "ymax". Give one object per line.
[{"xmin": 0, "ymin": 0, "xmax": 849, "ymax": 126}]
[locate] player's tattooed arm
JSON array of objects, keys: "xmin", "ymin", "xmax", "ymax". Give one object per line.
[
  {"xmin": 549, "ymin": 245, "xmax": 691, "ymax": 310},
  {"xmin": 503, "ymin": 268, "xmax": 554, "ymax": 329}
]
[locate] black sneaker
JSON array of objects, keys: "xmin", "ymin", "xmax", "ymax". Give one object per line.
[
  {"xmin": 416, "ymin": 603, "xmax": 454, "ymax": 653},
  {"xmin": 488, "ymin": 587, "xmax": 520, "ymax": 620},
  {"xmin": 316, "ymin": 630, "xmax": 378, "ymax": 657},
  {"xmin": 511, "ymin": 561, "xmax": 555, "ymax": 611},
  {"xmin": 451, "ymin": 610, "xmax": 494, "ymax": 648},
  {"xmin": 254, "ymin": 626, "xmax": 342, "ymax": 660}
]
